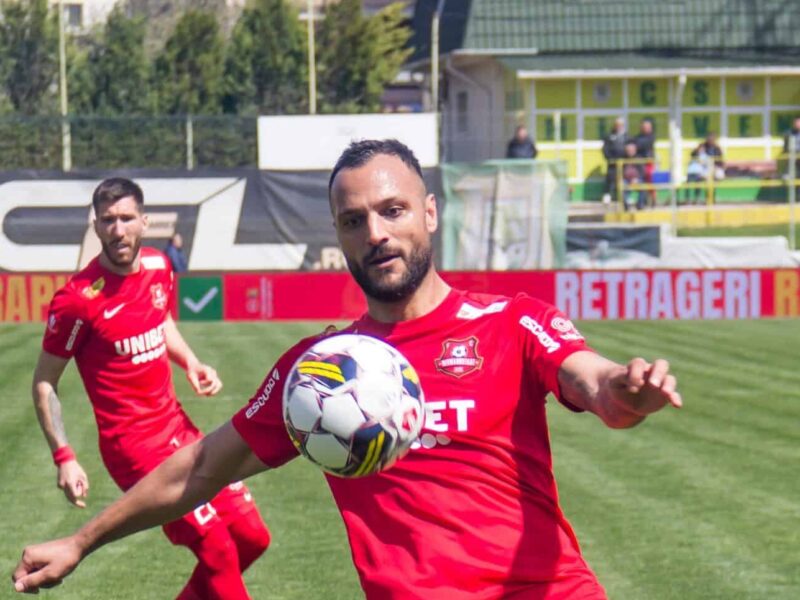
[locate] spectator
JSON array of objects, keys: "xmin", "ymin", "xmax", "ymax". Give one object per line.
[
  {"xmin": 685, "ymin": 149, "xmax": 707, "ymax": 204},
  {"xmin": 783, "ymin": 116, "xmax": 800, "ymax": 177},
  {"xmin": 622, "ymin": 141, "xmax": 646, "ymax": 210},
  {"xmin": 602, "ymin": 117, "xmax": 627, "ymax": 203},
  {"xmin": 694, "ymin": 132, "xmax": 725, "ymax": 181},
  {"xmin": 633, "ymin": 119, "xmax": 656, "ymax": 207},
  {"xmin": 165, "ymin": 232, "xmax": 188, "ymax": 273},
  {"xmin": 783, "ymin": 116, "xmax": 800, "ymax": 155},
  {"xmin": 506, "ymin": 125, "xmax": 538, "ymax": 159}
]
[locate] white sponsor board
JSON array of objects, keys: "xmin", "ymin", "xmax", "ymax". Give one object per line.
[
  {"xmin": 0, "ymin": 178, "xmax": 306, "ymax": 272},
  {"xmin": 258, "ymin": 113, "xmax": 439, "ymax": 170}
]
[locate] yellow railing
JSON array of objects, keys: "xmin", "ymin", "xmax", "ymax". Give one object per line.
[{"xmin": 614, "ymin": 157, "xmax": 800, "ymax": 212}]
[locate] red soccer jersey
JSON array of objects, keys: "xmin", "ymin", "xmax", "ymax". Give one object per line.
[
  {"xmin": 43, "ymin": 248, "xmax": 199, "ymax": 488},
  {"xmin": 233, "ymin": 288, "xmax": 607, "ymax": 599}
]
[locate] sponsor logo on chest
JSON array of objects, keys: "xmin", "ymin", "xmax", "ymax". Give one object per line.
[
  {"xmin": 114, "ymin": 322, "xmax": 167, "ymax": 365},
  {"xmin": 434, "ymin": 336, "xmax": 483, "ymax": 378}
]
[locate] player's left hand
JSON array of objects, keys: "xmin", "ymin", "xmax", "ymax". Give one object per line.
[
  {"xmin": 608, "ymin": 357, "xmax": 682, "ymax": 416},
  {"xmin": 186, "ymin": 363, "xmax": 223, "ymax": 396}
]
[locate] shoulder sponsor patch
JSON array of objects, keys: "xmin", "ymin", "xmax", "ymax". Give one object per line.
[
  {"xmin": 82, "ymin": 277, "xmax": 105, "ymax": 299},
  {"xmin": 519, "ymin": 316, "xmax": 561, "ymax": 354},
  {"xmin": 141, "ymin": 255, "xmax": 167, "ymax": 270},
  {"xmin": 246, "ymin": 368, "xmax": 281, "ymax": 419},
  {"xmin": 550, "ymin": 317, "xmax": 585, "ymax": 341}
]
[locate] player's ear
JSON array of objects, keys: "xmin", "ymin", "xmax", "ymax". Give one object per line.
[
  {"xmin": 424, "ymin": 193, "xmax": 438, "ymax": 233},
  {"xmin": 141, "ymin": 213, "xmax": 149, "ymax": 231}
]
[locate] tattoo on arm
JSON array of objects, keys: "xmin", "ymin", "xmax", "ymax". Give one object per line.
[{"xmin": 48, "ymin": 388, "xmax": 68, "ymax": 445}]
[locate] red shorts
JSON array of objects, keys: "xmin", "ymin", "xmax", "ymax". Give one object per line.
[{"xmin": 163, "ymin": 481, "xmax": 258, "ymax": 547}]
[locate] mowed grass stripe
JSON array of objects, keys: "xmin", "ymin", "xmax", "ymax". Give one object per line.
[
  {"xmin": 554, "ymin": 319, "xmax": 799, "ymax": 599},
  {"xmin": 2, "ymin": 319, "xmax": 798, "ymax": 599}
]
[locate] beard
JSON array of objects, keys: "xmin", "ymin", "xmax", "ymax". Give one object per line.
[
  {"xmin": 348, "ymin": 242, "xmax": 433, "ymax": 303},
  {"xmin": 101, "ymin": 237, "xmax": 141, "ymax": 267}
]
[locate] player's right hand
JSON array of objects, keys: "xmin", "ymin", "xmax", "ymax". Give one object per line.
[
  {"xmin": 12, "ymin": 537, "xmax": 82, "ymax": 594},
  {"xmin": 57, "ymin": 461, "xmax": 89, "ymax": 509}
]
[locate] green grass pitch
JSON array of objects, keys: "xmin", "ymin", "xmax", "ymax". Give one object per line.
[{"xmin": 1, "ymin": 319, "xmax": 798, "ymax": 599}]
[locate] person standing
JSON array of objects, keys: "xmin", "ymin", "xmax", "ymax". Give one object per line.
[
  {"xmin": 506, "ymin": 125, "xmax": 538, "ymax": 159},
  {"xmin": 165, "ymin": 232, "xmax": 189, "ymax": 273},
  {"xmin": 14, "ymin": 144, "xmax": 682, "ymax": 599},
  {"xmin": 28, "ymin": 178, "xmax": 270, "ymax": 599},
  {"xmin": 633, "ymin": 119, "xmax": 656, "ymax": 207},
  {"xmin": 602, "ymin": 117, "xmax": 627, "ymax": 203}
]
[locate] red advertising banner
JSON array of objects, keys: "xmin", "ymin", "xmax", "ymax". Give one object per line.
[{"xmin": 3, "ymin": 269, "xmax": 800, "ymax": 323}]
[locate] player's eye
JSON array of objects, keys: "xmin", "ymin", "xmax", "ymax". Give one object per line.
[
  {"xmin": 341, "ymin": 215, "xmax": 364, "ymax": 229},
  {"xmin": 383, "ymin": 206, "xmax": 404, "ymax": 219}
]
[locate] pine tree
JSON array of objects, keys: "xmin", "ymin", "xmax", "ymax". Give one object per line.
[
  {"xmin": 223, "ymin": 0, "xmax": 307, "ymax": 115},
  {"xmin": 0, "ymin": 0, "xmax": 58, "ymax": 114},
  {"xmin": 316, "ymin": 0, "xmax": 412, "ymax": 113},
  {"xmin": 151, "ymin": 10, "xmax": 225, "ymax": 114},
  {"xmin": 70, "ymin": 8, "xmax": 150, "ymax": 115}
]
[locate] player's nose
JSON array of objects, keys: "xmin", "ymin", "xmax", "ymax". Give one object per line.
[{"xmin": 365, "ymin": 213, "xmax": 389, "ymax": 246}]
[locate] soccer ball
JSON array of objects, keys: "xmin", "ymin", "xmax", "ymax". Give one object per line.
[{"xmin": 283, "ymin": 334, "xmax": 425, "ymax": 477}]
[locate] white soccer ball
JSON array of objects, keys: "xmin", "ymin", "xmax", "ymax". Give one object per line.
[{"xmin": 283, "ymin": 334, "xmax": 425, "ymax": 477}]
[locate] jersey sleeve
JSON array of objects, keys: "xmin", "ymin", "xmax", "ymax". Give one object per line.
[
  {"xmin": 232, "ymin": 338, "xmax": 317, "ymax": 468},
  {"xmin": 42, "ymin": 288, "xmax": 90, "ymax": 359},
  {"xmin": 511, "ymin": 294, "xmax": 593, "ymax": 410}
]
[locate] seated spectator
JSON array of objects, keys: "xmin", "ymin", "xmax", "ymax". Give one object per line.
[
  {"xmin": 694, "ymin": 133, "xmax": 725, "ymax": 181},
  {"xmin": 622, "ymin": 141, "xmax": 646, "ymax": 210},
  {"xmin": 685, "ymin": 149, "xmax": 707, "ymax": 204},
  {"xmin": 506, "ymin": 125, "xmax": 538, "ymax": 159},
  {"xmin": 165, "ymin": 232, "xmax": 188, "ymax": 273}
]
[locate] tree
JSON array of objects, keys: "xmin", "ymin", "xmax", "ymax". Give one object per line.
[
  {"xmin": 0, "ymin": 0, "xmax": 58, "ymax": 114},
  {"xmin": 151, "ymin": 10, "xmax": 225, "ymax": 114},
  {"xmin": 69, "ymin": 8, "xmax": 150, "ymax": 115},
  {"xmin": 316, "ymin": 0, "xmax": 412, "ymax": 113},
  {"xmin": 223, "ymin": 0, "xmax": 307, "ymax": 115}
]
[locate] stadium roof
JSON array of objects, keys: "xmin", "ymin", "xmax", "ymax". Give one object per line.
[{"xmin": 410, "ymin": 0, "xmax": 800, "ymax": 68}]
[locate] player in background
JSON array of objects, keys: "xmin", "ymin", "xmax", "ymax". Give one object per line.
[
  {"xmin": 26, "ymin": 178, "xmax": 270, "ymax": 600},
  {"xmin": 14, "ymin": 145, "xmax": 682, "ymax": 598}
]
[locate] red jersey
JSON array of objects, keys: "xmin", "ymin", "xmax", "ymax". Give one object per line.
[
  {"xmin": 233, "ymin": 288, "xmax": 607, "ymax": 599},
  {"xmin": 43, "ymin": 247, "xmax": 199, "ymax": 489}
]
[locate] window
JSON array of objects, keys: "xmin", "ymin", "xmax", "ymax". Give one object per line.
[{"xmin": 64, "ymin": 4, "xmax": 82, "ymax": 28}]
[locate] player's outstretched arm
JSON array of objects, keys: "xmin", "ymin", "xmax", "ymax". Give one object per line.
[
  {"xmin": 31, "ymin": 350, "xmax": 90, "ymax": 508},
  {"xmin": 163, "ymin": 315, "xmax": 222, "ymax": 396},
  {"xmin": 558, "ymin": 351, "xmax": 682, "ymax": 429},
  {"xmin": 12, "ymin": 421, "xmax": 267, "ymax": 594}
]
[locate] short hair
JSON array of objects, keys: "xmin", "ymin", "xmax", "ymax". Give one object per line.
[
  {"xmin": 92, "ymin": 177, "xmax": 144, "ymax": 213},
  {"xmin": 328, "ymin": 139, "xmax": 423, "ymax": 194}
]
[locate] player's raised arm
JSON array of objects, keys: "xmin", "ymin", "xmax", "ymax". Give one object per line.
[
  {"xmin": 558, "ymin": 351, "xmax": 682, "ymax": 429},
  {"xmin": 164, "ymin": 314, "xmax": 222, "ymax": 396},
  {"xmin": 12, "ymin": 420, "xmax": 267, "ymax": 594},
  {"xmin": 31, "ymin": 350, "xmax": 90, "ymax": 509}
]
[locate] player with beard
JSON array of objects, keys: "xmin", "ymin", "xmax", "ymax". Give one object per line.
[
  {"xmin": 26, "ymin": 178, "xmax": 270, "ymax": 599},
  {"xmin": 15, "ymin": 144, "xmax": 682, "ymax": 599}
]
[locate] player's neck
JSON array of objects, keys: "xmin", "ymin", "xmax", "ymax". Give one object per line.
[
  {"xmin": 366, "ymin": 270, "xmax": 451, "ymax": 323},
  {"xmin": 97, "ymin": 251, "xmax": 141, "ymax": 276}
]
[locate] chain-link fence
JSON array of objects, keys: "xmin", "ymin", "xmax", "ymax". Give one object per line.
[{"xmin": 0, "ymin": 115, "xmax": 257, "ymax": 170}]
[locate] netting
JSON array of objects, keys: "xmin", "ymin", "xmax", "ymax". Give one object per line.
[{"xmin": 440, "ymin": 159, "xmax": 568, "ymax": 270}]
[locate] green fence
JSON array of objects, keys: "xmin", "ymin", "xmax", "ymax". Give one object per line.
[{"xmin": 0, "ymin": 115, "xmax": 257, "ymax": 170}]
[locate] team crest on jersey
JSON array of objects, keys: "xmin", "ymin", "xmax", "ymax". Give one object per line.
[
  {"xmin": 435, "ymin": 337, "xmax": 483, "ymax": 378},
  {"xmin": 150, "ymin": 283, "xmax": 167, "ymax": 310},
  {"xmin": 82, "ymin": 277, "xmax": 105, "ymax": 299}
]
